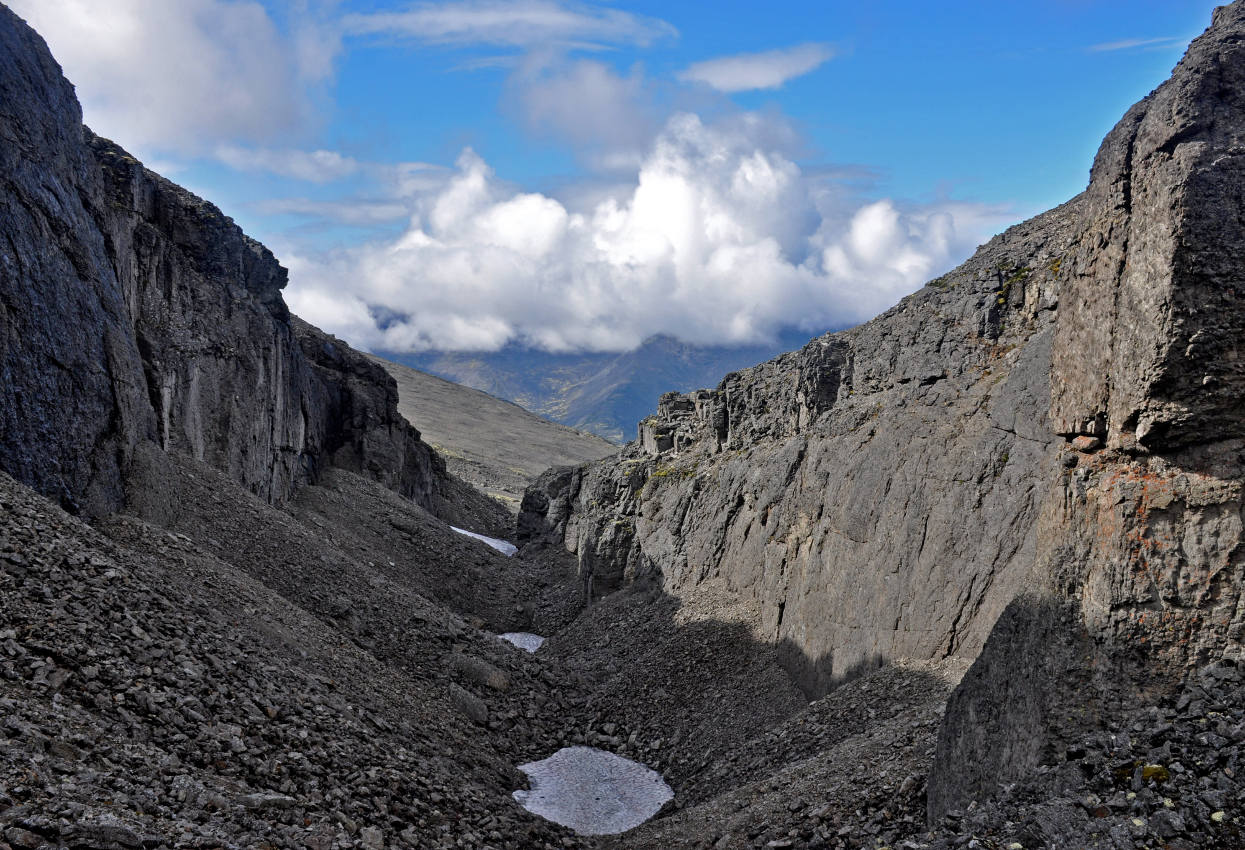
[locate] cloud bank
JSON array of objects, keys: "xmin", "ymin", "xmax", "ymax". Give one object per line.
[
  {"xmin": 15, "ymin": 0, "xmax": 1013, "ymax": 355},
  {"xmin": 285, "ymin": 113, "xmax": 1009, "ymax": 353},
  {"xmin": 679, "ymin": 43, "xmax": 835, "ymax": 92}
]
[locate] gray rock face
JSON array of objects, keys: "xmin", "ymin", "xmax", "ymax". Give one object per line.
[
  {"xmin": 0, "ymin": 7, "xmax": 152, "ymax": 516},
  {"xmin": 1051, "ymin": 2, "xmax": 1245, "ymax": 450},
  {"xmin": 89, "ymin": 131, "xmax": 310, "ymax": 507},
  {"xmin": 520, "ymin": 0, "xmax": 1245, "ymax": 822},
  {"xmin": 522, "ymin": 196, "xmax": 1083, "ymax": 697},
  {"xmin": 0, "ymin": 5, "xmax": 501, "ymax": 530},
  {"xmin": 933, "ymin": 5, "xmax": 1245, "ymax": 818}
]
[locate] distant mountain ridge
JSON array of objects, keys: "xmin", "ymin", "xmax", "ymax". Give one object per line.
[
  {"xmin": 368, "ymin": 355, "xmax": 616, "ymax": 511},
  {"xmin": 384, "ymin": 330, "xmax": 821, "ymax": 443}
]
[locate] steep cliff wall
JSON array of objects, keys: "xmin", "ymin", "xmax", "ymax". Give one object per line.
[
  {"xmin": 0, "ymin": 5, "xmax": 502, "ymax": 530},
  {"xmin": 522, "ymin": 195, "xmax": 1083, "ymax": 698},
  {"xmin": 87, "ymin": 132, "xmax": 314, "ymax": 507},
  {"xmin": 520, "ymin": 1, "xmax": 1245, "ymax": 816},
  {"xmin": 0, "ymin": 8, "xmax": 152, "ymax": 516},
  {"xmin": 931, "ymin": 4, "xmax": 1245, "ymax": 817}
]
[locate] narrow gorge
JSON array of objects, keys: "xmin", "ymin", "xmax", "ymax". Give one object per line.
[{"xmin": 0, "ymin": 2, "xmax": 1243, "ymax": 850}]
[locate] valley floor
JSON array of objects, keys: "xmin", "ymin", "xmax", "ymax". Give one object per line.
[{"xmin": 1, "ymin": 460, "xmax": 1241, "ymax": 849}]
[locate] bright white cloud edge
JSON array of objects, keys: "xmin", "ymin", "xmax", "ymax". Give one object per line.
[
  {"xmin": 8, "ymin": 0, "xmax": 325, "ymax": 157},
  {"xmin": 14, "ymin": 0, "xmax": 1015, "ymax": 358},
  {"xmin": 284, "ymin": 112, "xmax": 1014, "ymax": 355}
]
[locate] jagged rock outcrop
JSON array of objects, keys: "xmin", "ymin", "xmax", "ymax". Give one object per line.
[
  {"xmin": 293, "ymin": 316, "xmax": 491, "ymax": 521},
  {"xmin": 520, "ymin": 1, "xmax": 1245, "ymax": 822},
  {"xmin": 0, "ymin": 5, "xmax": 501, "ymax": 530}
]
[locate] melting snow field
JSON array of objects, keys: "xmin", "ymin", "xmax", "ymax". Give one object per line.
[
  {"xmin": 499, "ymin": 632, "xmax": 545, "ymax": 652},
  {"xmin": 513, "ymin": 746, "xmax": 674, "ymax": 835},
  {"xmin": 450, "ymin": 526, "xmax": 518, "ymax": 556}
]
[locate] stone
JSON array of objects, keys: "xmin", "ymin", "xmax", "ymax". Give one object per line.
[
  {"xmin": 447, "ymin": 653, "xmax": 510, "ymax": 692},
  {"xmin": 71, "ymin": 821, "xmax": 142, "ymax": 848},
  {"xmin": 1150, "ymin": 809, "xmax": 1185, "ymax": 838},
  {"xmin": 449, "ymin": 684, "xmax": 489, "ymax": 725},
  {"xmin": 3, "ymin": 829, "xmax": 40, "ymax": 850},
  {"xmin": 1070, "ymin": 435, "xmax": 1101, "ymax": 453},
  {"xmin": 238, "ymin": 793, "xmax": 297, "ymax": 811}
]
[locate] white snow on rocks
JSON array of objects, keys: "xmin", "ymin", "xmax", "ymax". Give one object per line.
[
  {"xmin": 498, "ymin": 632, "xmax": 545, "ymax": 652},
  {"xmin": 450, "ymin": 526, "xmax": 518, "ymax": 556},
  {"xmin": 513, "ymin": 746, "xmax": 674, "ymax": 835}
]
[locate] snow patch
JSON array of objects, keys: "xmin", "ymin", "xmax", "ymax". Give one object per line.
[
  {"xmin": 499, "ymin": 632, "xmax": 545, "ymax": 652},
  {"xmin": 450, "ymin": 526, "xmax": 518, "ymax": 556},
  {"xmin": 513, "ymin": 746, "xmax": 673, "ymax": 835}
]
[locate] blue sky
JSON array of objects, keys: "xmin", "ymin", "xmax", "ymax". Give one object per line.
[{"xmin": 12, "ymin": 0, "xmax": 1215, "ymax": 353}]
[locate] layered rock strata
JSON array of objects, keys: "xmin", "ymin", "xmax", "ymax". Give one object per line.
[{"xmin": 521, "ymin": 197, "xmax": 1083, "ymax": 698}]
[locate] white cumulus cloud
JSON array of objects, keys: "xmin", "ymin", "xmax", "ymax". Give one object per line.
[
  {"xmin": 678, "ymin": 43, "xmax": 834, "ymax": 92},
  {"xmin": 284, "ymin": 113, "xmax": 1010, "ymax": 354}
]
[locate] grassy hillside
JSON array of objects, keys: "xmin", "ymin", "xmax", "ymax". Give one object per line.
[{"xmin": 370, "ymin": 355, "xmax": 617, "ymax": 511}]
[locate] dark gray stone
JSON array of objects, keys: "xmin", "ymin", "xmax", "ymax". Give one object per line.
[{"xmin": 0, "ymin": 4, "xmax": 505, "ymax": 533}]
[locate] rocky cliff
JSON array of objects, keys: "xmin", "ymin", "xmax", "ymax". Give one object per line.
[
  {"xmin": 520, "ymin": 1, "xmax": 1245, "ymax": 820},
  {"xmin": 933, "ymin": 3, "xmax": 1245, "ymax": 818},
  {"xmin": 0, "ymin": 5, "xmax": 501, "ymax": 531},
  {"xmin": 521, "ymin": 194, "xmax": 1082, "ymax": 695}
]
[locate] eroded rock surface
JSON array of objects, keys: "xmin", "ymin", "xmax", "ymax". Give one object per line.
[
  {"xmin": 520, "ymin": 1, "xmax": 1245, "ymax": 824},
  {"xmin": 521, "ymin": 195, "xmax": 1083, "ymax": 699},
  {"xmin": 0, "ymin": 4, "xmax": 502, "ymax": 532}
]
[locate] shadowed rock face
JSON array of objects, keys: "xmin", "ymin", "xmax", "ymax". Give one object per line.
[
  {"xmin": 520, "ymin": 1, "xmax": 1245, "ymax": 821},
  {"xmin": 0, "ymin": 8, "xmax": 150, "ymax": 516},
  {"xmin": 0, "ymin": 5, "xmax": 503, "ymax": 531}
]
